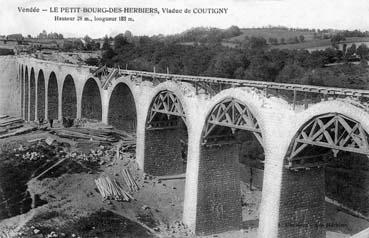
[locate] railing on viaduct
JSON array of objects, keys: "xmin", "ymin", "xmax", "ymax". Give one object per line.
[{"xmin": 90, "ymin": 65, "xmax": 369, "ymax": 111}]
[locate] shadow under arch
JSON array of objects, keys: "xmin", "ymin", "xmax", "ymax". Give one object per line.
[
  {"xmin": 278, "ymin": 112, "xmax": 369, "ymax": 238},
  {"xmin": 29, "ymin": 68, "xmax": 36, "ymax": 121},
  {"xmin": 21, "ymin": 65, "xmax": 24, "ymax": 119},
  {"xmin": 107, "ymin": 82, "xmax": 137, "ymax": 132},
  {"xmin": 81, "ymin": 78, "xmax": 102, "ymax": 121},
  {"xmin": 195, "ymin": 97, "xmax": 265, "ymax": 235},
  {"xmin": 47, "ymin": 72, "xmax": 58, "ymax": 120},
  {"xmin": 62, "ymin": 75, "xmax": 77, "ymax": 119},
  {"xmin": 143, "ymin": 90, "xmax": 188, "ymax": 176},
  {"xmin": 24, "ymin": 66, "xmax": 29, "ymax": 121},
  {"xmin": 37, "ymin": 69, "xmax": 45, "ymax": 121}
]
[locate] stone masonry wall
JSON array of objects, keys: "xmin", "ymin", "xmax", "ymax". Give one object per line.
[
  {"xmin": 326, "ymin": 153, "xmax": 369, "ymax": 216},
  {"xmin": 195, "ymin": 142, "xmax": 241, "ymax": 235},
  {"xmin": 144, "ymin": 125, "xmax": 186, "ymax": 176},
  {"xmin": 278, "ymin": 167, "xmax": 325, "ymax": 238},
  {"xmin": 0, "ymin": 57, "xmax": 19, "ymax": 117}
]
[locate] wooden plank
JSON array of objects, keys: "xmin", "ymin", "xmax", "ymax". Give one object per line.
[
  {"xmin": 208, "ymin": 120, "xmax": 261, "ymax": 133},
  {"xmin": 157, "ymin": 173, "xmax": 186, "ymax": 181},
  {"xmin": 0, "ymin": 126, "xmax": 36, "ymax": 139},
  {"xmin": 295, "ymin": 138, "xmax": 369, "ymax": 155}
]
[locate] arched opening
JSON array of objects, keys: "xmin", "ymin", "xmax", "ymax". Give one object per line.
[
  {"xmin": 37, "ymin": 70, "xmax": 45, "ymax": 121},
  {"xmin": 81, "ymin": 78, "xmax": 102, "ymax": 121},
  {"xmin": 196, "ymin": 97, "xmax": 264, "ymax": 236},
  {"xmin": 29, "ymin": 68, "xmax": 36, "ymax": 121},
  {"xmin": 47, "ymin": 72, "xmax": 58, "ymax": 120},
  {"xmin": 279, "ymin": 113, "xmax": 369, "ymax": 238},
  {"xmin": 143, "ymin": 90, "xmax": 188, "ymax": 176},
  {"xmin": 21, "ymin": 66, "xmax": 24, "ymax": 119},
  {"xmin": 24, "ymin": 67, "xmax": 29, "ymax": 121},
  {"xmin": 108, "ymin": 83, "xmax": 136, "ymax": 132},
  {"xmin": 62, "ymin": 75, "xmax": 77, "ymax": 119}
]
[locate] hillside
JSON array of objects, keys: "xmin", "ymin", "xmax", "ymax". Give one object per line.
[{"xmin": 228, "ymin": 27, "xmax": 316, "ymax": 43}]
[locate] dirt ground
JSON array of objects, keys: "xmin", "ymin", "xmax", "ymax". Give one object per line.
[
  {"xmin": 0, "ymin": 125, "xmax": 368, "ymax": 238},
  {"xmin": 0, "ymin": 126, "xmax": 192, "ymax": 238}
]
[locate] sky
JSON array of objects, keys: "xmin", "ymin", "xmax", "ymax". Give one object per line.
[{"xmin": 0, "ymin": 0, "xmax": 369, "ymax": 38}]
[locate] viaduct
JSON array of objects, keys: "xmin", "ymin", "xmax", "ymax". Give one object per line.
[{"xmin": 3, "ymin": 55, "xmax": 369, "ymax": 237}]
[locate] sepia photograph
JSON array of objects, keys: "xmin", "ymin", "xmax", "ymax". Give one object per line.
[{"xmin": 0, "ymin": 0, "xmax": 369, "ymax": 237}]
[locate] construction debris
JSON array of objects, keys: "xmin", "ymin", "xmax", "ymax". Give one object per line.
[
  {"xmin": 157, "ymin": 174, "xmax": 186, "ymax": 182},
  {"xmin": 52, "ymin": 127, "xmax": 123, "ymax": 143},
  {"xmin": 121, "ymin": 168, "xmax": 139, "ymax": 192},
  {"xmin": 0, "ymin": 125, "xmax": 36, "ymax": 139},
  {"xmin": 0, "ymin": 115, "xmax": 23, "ymax": 127},
  {"xmin": 95, "ymin": 175, "xmax": 133, "ymax": 201},
  {"xmin": 0, "ymin": 115, "xmax": 34, "ymax": 138}
]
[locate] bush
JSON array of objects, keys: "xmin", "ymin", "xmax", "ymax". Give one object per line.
[
  {"xmin": 0, "ymin": 48, "xmax": 14, "ymax": 55},
  {"xmin": 85, "ymin": 57, "xmax": 100, "ymax": 66}
]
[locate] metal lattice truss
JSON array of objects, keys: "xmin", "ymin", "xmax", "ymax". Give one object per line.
[
  {"xmin": 202, "ymin": 98, "xmax": 263, "ymax": 146},
  {"xmin": 147, "ymin": 91, "xmax": 186, "ymax": 126},
  {"xmin": 289, "ymin": 113, "xmax": 369, "ymax": 161}
]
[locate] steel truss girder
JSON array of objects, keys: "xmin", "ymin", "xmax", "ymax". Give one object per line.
[
  {"xmin": 147, "ymin": 90, "xmax": 186, "ymax": 127},
  {"xmin": 289, "ymin": 113, "xmax": 369, "ymax": 162},
  {"xmin": 202, "ymin": 97, "xmax": 263, "ymax": 146}
]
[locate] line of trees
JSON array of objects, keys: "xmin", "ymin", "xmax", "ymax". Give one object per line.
[{"xmin": 98, "ymin": 32, "xmax": 369, "ymax": 90}]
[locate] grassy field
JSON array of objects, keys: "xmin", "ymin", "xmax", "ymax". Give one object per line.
[
  {"xmin": 222, "ymin": 31, "xmax": 369, "ymax": 51},
  {"xmin": 272, "ymin": 37, "xmax": 369, "ymax": 50},
  {"xmin": 228, "ymin": 28, "xmax": 316, "ymax": 42}
]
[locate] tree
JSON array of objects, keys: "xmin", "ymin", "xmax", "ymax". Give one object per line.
[
  {"xmin": 299, "ymin": 35, "xmax": 305, "ymax": 42},
  {"xmin": 345, "ymin": 44, "xmax": 357, "ymax": 58},
  {"xmin": 114, "ymin": 34, "xmax": 130, "ymax": 52},
  {"xmin": 268, "ymin": 38, "xmax": 278, "ymax": 45},
  {"xmin": 206, "ymin": 51, "xmax": 245, "ymax": 78},
  {"xmin": 331, "ymin": 34, "xmax": 345, "ymax": 46},
  {"xmin": 224, "ymin": 25, "xmax": 241, "ymax": 37},
  {"xmin": 356, "ymin": 44, "xmax": 369, "ymax": 60},
  {"xmin": 102, "ymin": 36, "xmax": 110, "ymax": 50},
  {"xmin": 124, "ymin": 30, "xmax": 133, "ymax": 43},
  {"xmin": 83, "ymin": 35, "xmax": 92, "ymax": 43},
  {"xmin": 294, "ymin": 36, "xmax": 299, "ymax": 43},
  {"xmin": 276, "ymin": 64, "xmax": 305, "ymax": 83},
  {"xmin": 248, "ymin": 36, "xmax": 267, "ymax": 50},
  {"xmin": 342, "ymin": 43, "xmax": 347, "ymax": 56},
  {"xmin": 85, "ymin": 57, "xmax": 99, "ymax": 66}
]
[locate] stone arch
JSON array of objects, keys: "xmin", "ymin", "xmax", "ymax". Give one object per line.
[
  {"xmin": 24, "ymin": 66, "xmax": 29, "ymax": 121},
  {"xmin": 62, "ymin": 75, "xmax": 77, "ymax": 119},
  {"xmin": 29, "ymin": 68, "xmax": 36, "ymax": 121},
  {"xmin": 81, "ymin": 78, "xmax": 102, "ymax": 120},
  {"xmin": 47, "ymin": 72, "xmax": 58, "ymax": 120},
  {"xmin": 37, "ymin": 70, "xmax": 45, "ymax": 121},
  {"xmin": 143, "ymin": 90, "xmax": 188, "ymax": 176},
  {"xmin": 195, "ymin": 95, "xmax": 265, "ymax": 235},
  {"xmin": 278, "ymin": 102, "xmax": 369, "ymax": 238},
  {"xmin": 108, "ymin": 82, "xmax": 137, "ymax": 132}
]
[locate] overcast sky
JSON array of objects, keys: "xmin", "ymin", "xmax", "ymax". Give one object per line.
[{"xmin": 1, "ymin": 0, "xmax": 369, "ymax": 38}]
